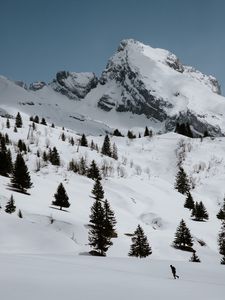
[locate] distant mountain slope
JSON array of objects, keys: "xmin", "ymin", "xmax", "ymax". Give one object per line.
[{"xmin": 0, "ymin": 39, "xmax": 225, "ymax": 135}]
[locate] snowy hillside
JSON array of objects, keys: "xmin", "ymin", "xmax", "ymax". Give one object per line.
[
  {"xmin": 1, "ymin": 112, "xmax": 225, "ymax": 298},
  {"xmin": 0, "ymin": 114, "xmax": 224, "ymax": 260},
  {"xmin": 1, "ymin": 39, "xmax": 225, "ymax": 136}
]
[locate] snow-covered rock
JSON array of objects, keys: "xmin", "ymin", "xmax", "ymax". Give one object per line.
[{"xmin": 50, "ymin": 71, "xmax": 98, "ymax": 100}]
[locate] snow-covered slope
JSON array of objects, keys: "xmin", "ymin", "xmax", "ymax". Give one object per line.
[
  {"xmin": 1, "ymin": 39, "xmax": 225, "ymax": 136},
  {"xmin": 0, "ymin": 115, "xmax": 224, "ymax": 262},
  {"xmin": 0, "ymin": 112, "xmax": 225, "ymax": 298}
]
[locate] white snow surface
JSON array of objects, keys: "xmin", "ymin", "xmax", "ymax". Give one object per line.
[{"xmin": 0, "ymin": 112, "xmax": 225, "ymax": 298}]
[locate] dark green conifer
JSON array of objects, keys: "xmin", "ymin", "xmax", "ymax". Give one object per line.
[
  {"xmin": 184, "ymin": 192, "xmax": 195, "ymax": 210},
  {"xmin": 175, "ymin": 167, "xmax": 190, "ymax": 195},
  {"xmin": 5, "ymin": 195, "xmax": 16, "ymax": 214},
  {"xmin": 189, "ymin": 250, "xmax": 201, "ymax": 262},
  {"xmin": 11, "ymin": 153, "xmax": 32, "ymax": 192},
  {"xmin": 15, "ymin": 112, "xmax": 23, "ymax": 128},
  {"xmin": 88, "ymin": 199, "xmax": 112, "ymax": 256},
  {"xmin": 173, "ymin": 219, "xmax": 193, "ymax": 250},
  {"xmin": 191, "ymin": 201, "xmax": 209, "ymax": 221},
  {"xmin": 92, "ymin": 179, "xmax": 104, "ymax": 201},
  {"xmin": 52, "ymin": 183, "xmax": 70, "ymax": 210},
  {"xmin": 128, "ymin": 224, "xmax": 152, "ymax": 258},
  {"xmin": 80, "ymin": 134, "xmax": 88, "ymax": 147},
  {"xmin": 87, "ymin": 160, "xmax": 102, "ymax": 180},
  {"xmin": 101, "ymin": 135, "xmax": 111, "ymax": 157}
]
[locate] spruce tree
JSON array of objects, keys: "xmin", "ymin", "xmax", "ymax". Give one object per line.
[
  {"xmin": 18, "ymin": 209, "xmax": 23, "ymax": 218},
  {"xmin": 5, "ymin": 195, "xmax": 16, "ymax": 214},
  {"xmin": 61, "ymin": 132, "xmax": 66, "ymax": 141},
  {"xmin": 128, "ymin": 224, "xmax": 152, "ymax": 258},
  {"xmin": 87, "ymin": 160, "xmax": 102, "ymax": 180},
  {"xmin": 127, "ymin": 130, "xmax": 136, "ymax": 139},
  {"xmin": 217, "ymin": 197, "xmax": 225, "ymax": 221},
  {"xmin": 113, "ymin": 129, "xmax": 123, "ymax": 137},
  {"xmin": 144, "ymin": 126, "xmax": 150, "ymax": 137},
  {"xmin": 112, "ymin": 143, "xmax": 118, "ymax": 160},
  {"xmin": 184, "ymin": 192, "xmax": 195, "ymax": 210},
  {"xmin": 189, "ymin": 250, "xmax": 201, "ymax": 262},
  {"xmin": 78, "ymin": 157, "xmax": 87, "ymax": 175},
  {"xmin": 80, "ymin": 134, "xmax": 88, "ymax": 147},
  {"xmin": 218, "ymin": 221, "xmax": 225, "ymax": 264},
  {"xmin": 6, "ymin": 118, "xmax": 10, "ymax": 128},
  {"xmin": 101, "ymin": 135, "xmax": 111, "ymax": 157},
  {"xmin": 92, "ymin": 179, "xmax": 104, "ymax": 201},
  {"xmin": 191, "ymin": 201, "xmax": 209, "ymax": 221},
  {"xmin": 15, "ymin": 112, "xmax": 23, "ymax": 128},
  {"xmin": 175, "ymin": 167, "xmax": 190, "ymax": 195},
  {"xmin": 0, "ymin": 145, "xmax": 12, "ymax": 177},
  {"xmin": 173, "ymin": 219, "xmax": 193, "ymax": 250},
  {"xmin": 41, "ymin": 118, "xmax": 47, "ymax": 125},
  {"xmin": 88, "ymin": 199, "xmax": 112, "ymax": 256},
  {"xmin": 52, "ymin": 183, "xmax": 70, "ymax": 210},
  {"xmin": 14, "ymin": 126, "xmax": 17, "ymax": 132},
  {"xmin": 103, "ymin": 199, "xmax": 117, "ymax": 238},
  {"xmin": 11, "ymin": 153, "xmax": 32, "ymax": 192},
  {"xmin": 34, "ymin": 115, "xmax": 39, "ymax": 123},
  {"xmin": 49, "ymin": 147, "xmax": 60, "ymax": 166}
]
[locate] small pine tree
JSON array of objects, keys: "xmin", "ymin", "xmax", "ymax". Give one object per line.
[
  {"xmin": 15, "ymin": 112, "xmax": 23, "ymax": 128},
  {"xmin": 127, "ymin": 130, "xmax": 136, "ymax": 139},
  {"xmin": 103, "ymin": 199, "xmax": 117, "ymax": 238},
  {"xmin": 42, "ymin": 151, "xmax": 48, "ymax": 162},
  {"xmin": 112, "ymin": 143, "xmax": 118, "ymax": 160},
  {"xmin": 189, "ymin": 250, "xmax": 201, "ymax": 262},
  {"xmin": 184, "ymin": 192, "xmax": 195, "ymax": 210},
  {"xmin": 69, "ymin": 137, "xmax": 75, "ymax": 146},
  {"xmin": 61, "ymin": 132, "xmax": 66, "ymax": 141},
  {"xmin": 128, "ymin": 224, "xmax": 152, "ymax": 258},
  {"xmin": 173, "ymin": 219, "xmax": 193, "ymax": 250},
  {"xmin": 11, "ymin": 153, "xmax": 33, "ymax": 192},
  {"xmin": 78, "ymin": 157, "xmax": 87, "ymax": 175},
  {"xmin": 0, "ymin": 146, "xmax": 12, "ymax": 177},
  {"xmin": 144, "ymin": 126, "xmax": 150, "ymax": 137},
  {"xmin": 41, "ymin": 118, "xmax": 47, "ymax": 125},
  {"xmin": 34, "ymin": 115, "xmax": 39, "ymax": 123},
  {"xmin": 87, "ymin": 160, "xmax": 102, "ymax": 180},
  {"xmin": 217, "ymin": 197, "xmax": 225, "ymax": 221},
  {"xmin": 49, "ymin": 147, "xmax": 60, "ymax": 166},
  {"xmin": 90, "ymin": 140, "xmax": 95, "ymax": 150},
  {"xmin": 14, "ymin": 126, "xmax": 17, "ymax": 132},
  {"xmin": 191, "ymin": 201, "xmax": 209, "ymax": 221},
  {"xmin": 175, "ymin": 167, "xmax": 190, "ymax": 195},
  {"xmin": 92, "ymin": 179, "xmax": 104, "ymax": 201},
  {"xmin": 218, "ymin": 221, "xmax": 225, "ymax": 264},
  {"xmin": 80, "ymin": 134, "xmax": 88, "ymax": 147},
  {"xmin": 18, "ymin": 209, "xmax": 23, "ymax": 218},
  {"xmin": 6, "ymin": 118, "xmax": 10, "ymax": 128},
  {"xmin": 101, "ymin": 135, "xmax": 111, "ymax": 157},
  {"xmin": 5, "ymin": 195, "xmax": 16, "ymax": 214},
  {"xmin": 52, "ymin": 183, "xmax": 70, "ymax": 210},
  {"xmin": 113, "ymin": 129, "xmax": 123, "ymax": 137},
  {"xmin": 51, "ymin": 123, "xmax": 55, "ymax": 128}
]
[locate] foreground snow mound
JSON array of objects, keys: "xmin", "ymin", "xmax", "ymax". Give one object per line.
[{"xmin": 0, "ymin": 254, "xmax": 224, "ymax": 300}]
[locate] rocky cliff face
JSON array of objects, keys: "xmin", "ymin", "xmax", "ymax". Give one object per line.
[
  {"xmin": 91, "ymin": 39, "xmax": 223, "ymax": 136},
  {"xmin": 50, "ymin": 71, "xmax": 98, "ymax": 100}
]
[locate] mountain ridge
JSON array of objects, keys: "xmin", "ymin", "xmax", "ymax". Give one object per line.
[{"xmin": 0, "ymin": 39, "xmax": 224, "ymax": 136}]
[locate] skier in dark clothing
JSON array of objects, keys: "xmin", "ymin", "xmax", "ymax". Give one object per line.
[{"xmin": 170, "ymin": 265, "xmax": 179, "ymax": 279}]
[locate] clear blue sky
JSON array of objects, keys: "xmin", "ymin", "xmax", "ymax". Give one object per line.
[{"xmin": 0, "ymin": 0, "xmax": 224, "ymax": 93}]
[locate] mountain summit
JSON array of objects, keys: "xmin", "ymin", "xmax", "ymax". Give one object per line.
[{"xmin": 0, "ymin": 39, "xmax": 224, "ymax": 135}]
